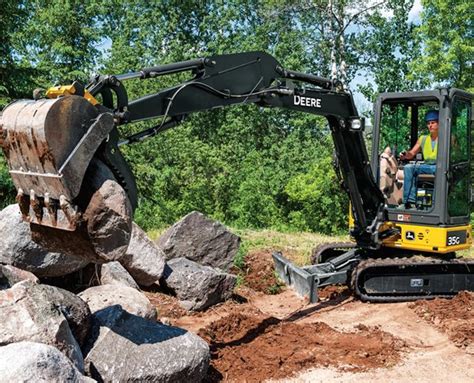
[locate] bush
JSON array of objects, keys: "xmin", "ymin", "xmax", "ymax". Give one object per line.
[
  {"xmin": 0, "ymin": 156, "xmax": 15, "ymax": 209},
  {"xmin": 284, "ymin": 156, "xmax": 348, "ymax": 234}
]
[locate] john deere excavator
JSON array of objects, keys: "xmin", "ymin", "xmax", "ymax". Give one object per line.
[{"xmin": 1, "ymin": 51, "xmax": 472, "ymax": 302}]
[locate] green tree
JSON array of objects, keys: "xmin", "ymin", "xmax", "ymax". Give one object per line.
[
  {"xmin": 0, "ymin": 0, "xmax": 36, "ymax": 106},
  {"xmin": 2, "ymin": 1, "xmax": 434, "ymax": 233},
  {"xmin": 14, "ymin": 0, "xmax": 101, "ymax": 85},
  {"xmin": 96, "ymin": 1, "xmax": 340, "ymax": 231},
  {"xmin": 0, "ymin": 156, "xmax": 14, "ymax": 209},
  {"xmin": 411, "ymin": 0, "xmax": 473, "ymax": 90},
  {"xmin": 357, "ymin": 0, "xmax": 426, "ymax": 101},
  {"xmin": 285, "ymin": 153, "xmax": 349, "ymax": 234}
]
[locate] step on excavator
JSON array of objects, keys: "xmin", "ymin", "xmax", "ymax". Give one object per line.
[{"xmin": 1, "ymin": 51, "xmax": 473, "ymax": 302}]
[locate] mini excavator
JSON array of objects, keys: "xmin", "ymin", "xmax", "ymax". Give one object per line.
[{"xmin": 1, "ymin": 51, "xmax": 472, "ymax": 302}]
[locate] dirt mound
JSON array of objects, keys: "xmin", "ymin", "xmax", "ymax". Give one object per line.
[
  {"xmin": 241, "ymin": 251, "xmax": 283, "ymax": 294},
  {"xmin": 199, "ymin": 310, "xmax": 406, "ymax": 382},
  {"xmin": 409, "ymin": 291, "xmax": 474, "ymax": 349}
]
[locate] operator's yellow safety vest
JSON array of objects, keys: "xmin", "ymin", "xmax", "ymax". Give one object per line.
[{"xmin": 418, "ymin": 134, "xmax": 438, "ymax": 163}]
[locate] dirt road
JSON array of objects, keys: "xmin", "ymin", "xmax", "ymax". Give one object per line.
[{"xmin": 145, "ymin": 251, "xmax": 474, "ymax": 382}]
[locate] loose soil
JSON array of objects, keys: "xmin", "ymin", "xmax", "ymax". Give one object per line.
[
  {"xmin": 199, "ymin": 310, "xmax": 405, "ymax": 382},
  {"xmin": 409, "ymin": 291, "xmax": 474, "ymax": 349},
  {"xmin": 240, "ymin": 250, "xmax": 283, "ymax": 294},
  {"xmin": 318, "ymin": 284, "xmax": 350, "ymax": 302},
  {"xmin": 147, "ymin": 251, "xmax": 474, "ymax": 382},
  {"xmin": 144, "ymin": 290, "xmax": 189, "ymax": 319}
]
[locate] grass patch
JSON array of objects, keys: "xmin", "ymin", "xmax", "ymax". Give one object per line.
[
  {"xmin": 148, "ymin": 225, "xmax": 474, "ymax": 264},
  {"xmin": 457, "ymin": 247, "xmax": 474, "ymax": 259},
  {"xmin": 233, "ymin": 228, "xmax": 349, "ymax": 266},
  {"xmin": 233, "ymin": 242, "xmax": 249, "ymax": 270},
  {"xmin": 235, "ymin": 273, "xmax": 246, "ymax": 288}
]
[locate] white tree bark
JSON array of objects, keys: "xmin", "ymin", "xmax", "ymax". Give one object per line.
[
  {"xmin": 328, "ymin": 0, "xmax": 338, "ymax": 82},
  {"xmin": 319, "ymin": 0, "xmax": 386, "ymax": 88}
]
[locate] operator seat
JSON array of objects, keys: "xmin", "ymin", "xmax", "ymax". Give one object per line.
[{"xmin": 379, "ymin": 147, "xmax": 403, "ymax": 206}]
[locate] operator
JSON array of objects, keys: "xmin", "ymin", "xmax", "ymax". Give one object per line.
[{"xmin": 399, "ymin": 110, "xmax": 439, "ymax": 209}]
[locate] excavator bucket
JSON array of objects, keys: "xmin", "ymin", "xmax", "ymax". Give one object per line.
[{"xmin": 0, "ymin": 95, "xmax": 115, "ymax": 230}]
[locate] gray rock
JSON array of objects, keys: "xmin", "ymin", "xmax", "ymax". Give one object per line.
[
  {"xmin": 0, "ymin": 281, "xmax": 84, "ymax": 371},
  {"xmin": 161, "ymin": 257, "xmax": 237, "ymax": 311},
  {"xmin": 100, "ymin": 261, "xmax": 140, "ymax": 290},
  {"xmin": 157, "ymin": 211, "xmax": 240, "ymax": 271},
  {"xmin": 30, "ymin": 159, "xmax": 133, "ymax": 263},
  {"xmin": 83, "ymin": 174, "xmax": 133, "ymax": 261},
  {"xmin": 37, "ymin": 284, "xmax": 92, "ymax": 348},
  {"xmin": 0, "ymin": 264, "xmax": 39, "ymax": 289},
  {"xmin": 120, "ymin": 222, "xmax": 166, "ymax": 286},
  {"xmin": 0, "ymin": 204, "xmax": 89, "ymax": 277},
  {"xmin": 79, "ymin": 284, "xmax": 156, "ymax": 320},
  {"xmin": 84, "ymin": 306, "xmax": 209, "ymax": 382},
  {"xmin": 0, "ymin": 342, "xmax": 94, "ymax": 383}
]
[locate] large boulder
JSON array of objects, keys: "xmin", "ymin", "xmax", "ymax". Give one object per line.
[
  {"xmin": 0, "ymin": 204, "xmax": 89, "ymax": 277},
  {"xmin": 157, "ymin": 211, "xmax": 240, "ymax": 271},
  {"xmin": 120, "ymin": 222, "xmax": 166, "ymax": 286},
  {"xmin": 0, "ymin": 342, "xmax": 94, "ymax": 383},
  {"xmin": 0, "ymin": 281, "xmax": 85, "ymax": 371},
  {"xmin": 79, "ymin": 284, "xmax": 156, "ymax": 320},
  {"xmin": 31, "ymin": 159, "xmax": 133, "ymax": 263},
  {"xmin": 100, "ymin": 261, "xmax": 139, "ymax": 290},
  {"xmin": 84, "ymin": 306, "xmax": 209, "ymax": 382},
  {"xmin": 38, "ymin": 283, "xmax": 92, "ymax": 348},
  {"xmin": 161, "ymin": 257, "xmax": 237, "ymax": 311},
  {"xmin": 0, "ymin": 264, "xmax": 39, "ymax": 289}
]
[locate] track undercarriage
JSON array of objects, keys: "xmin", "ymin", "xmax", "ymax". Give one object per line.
[{"xmin": 273, "ymin": 245, "xmax": 474, "ymax": 303}]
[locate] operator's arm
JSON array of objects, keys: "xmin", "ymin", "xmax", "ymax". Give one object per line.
[{"xmin": 400, "ymin": 139, "xmax": 421, "ymax": 160}]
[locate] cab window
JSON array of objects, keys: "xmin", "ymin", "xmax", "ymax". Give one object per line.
[
  {"xmin": 447, "ymin": 98, "xmax": 471, "ymax": 218},
  {"xmin": 378, "ymin": 100, "xmax": 439, "ymax": 211}
]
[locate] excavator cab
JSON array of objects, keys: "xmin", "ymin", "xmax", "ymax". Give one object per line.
[{"xmin": 372, "ymin": 88, "xmax": 473, "ymax": 254}]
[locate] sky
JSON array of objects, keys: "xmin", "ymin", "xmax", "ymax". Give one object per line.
[{"xmin": 408, "ymin": 0, "xmax": 423, "ymax": 23}]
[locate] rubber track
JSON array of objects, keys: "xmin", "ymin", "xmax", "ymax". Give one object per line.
[
  {"xmin": 351, "ymin": 256, "xmax": 474, "ymax": 303},
  {"xmin": 310, "ymin": 242, "xmax": 356, "ymax": 264}
]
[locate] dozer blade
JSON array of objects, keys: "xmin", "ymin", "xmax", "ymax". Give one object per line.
[{"xmin": 0, "ymin": 96, "xmax": 115, "ymax": 230}]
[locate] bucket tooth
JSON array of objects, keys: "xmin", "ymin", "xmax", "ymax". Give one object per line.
[
  {"xmin": 44, "ymin": 193, "xmax": 58, "ymax": 227},
  {"xmin": 16, "ymin": 189, "xmax": 30, "ymax": 221},
  {"xmin": 30, "ymin": 189, "xmax": 43, "ymax": 223},
  {"xmin": 59, "ymin": 195, "xmax": 77, "ymax": 226}
]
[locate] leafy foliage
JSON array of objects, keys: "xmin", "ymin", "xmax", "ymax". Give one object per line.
[
  {"xmin": 357, "ymin": 0, "xmax": 426, "ymax": 101},
  {"xmin": 0, "ymin": 156, "xmax": 14, "ymax": 209},
  {"xmin": 411, "ymin": 0, "xmax": 473, "ymax": 90},
  {"xmin": 0, "ymin": 1, "xmax": 471, "ymax": 232}
]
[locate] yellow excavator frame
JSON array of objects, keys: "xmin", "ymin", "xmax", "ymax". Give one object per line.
[
  {"xmin": 349, "ymin": 206, "xmax": 472, "ymax": 254},
  {"xmin": 381, "ymin": 222, "xmax": 472, "ymax": 254}
]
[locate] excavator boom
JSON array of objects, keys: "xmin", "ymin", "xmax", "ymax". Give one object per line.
[
  {"xmin": 1, "ymin": 51, "xmax": 472, "ymax": 302},
  {"xmin": 0, "ymin": 51, "xmax": 385, "ymax": 246}
]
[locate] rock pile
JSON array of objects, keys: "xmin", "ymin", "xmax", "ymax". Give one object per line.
[{"xmin": 0, "ymin": 206, "xmax": 239, "ymax": 382}]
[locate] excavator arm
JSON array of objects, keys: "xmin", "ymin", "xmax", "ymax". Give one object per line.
[
  {"xmin": 3, "ymin": 51, "xmax": 472, "ymax": 303},
  {"xmin": 0, "ymin": 51, "xmax": 385, "ymax": 248}
]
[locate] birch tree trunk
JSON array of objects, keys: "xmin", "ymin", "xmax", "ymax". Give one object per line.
[{"xmin": 328, "ymin": 0, "xmax": 338, "ymax": 83}]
